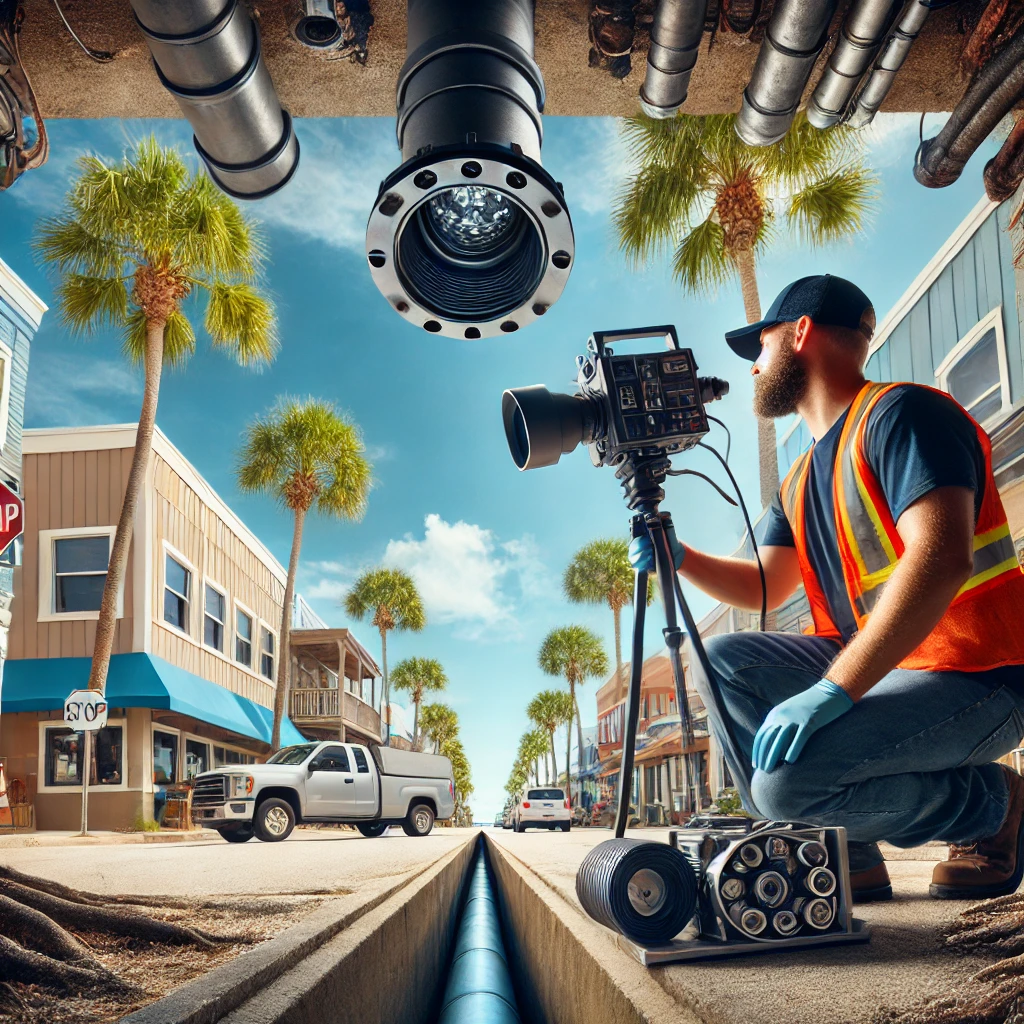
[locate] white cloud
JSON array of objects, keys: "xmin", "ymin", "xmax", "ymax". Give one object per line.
[
  {"xmin": 25, "ymin": 353, "xmax": 142, "ymax": 427},
  {"xmin": 860, "ymin": 112, "xmax": 949, "ymax": 169},
  {"xmin": 382, "ymin": 514, "xmax": 550, "ymax": 639},
  {"xmin": 255, "ymin": 121, "xmax": 397, "ymax": 252},
  {"xmin": 299, "ymin": 559, "xmax": 359, "ymax": 604}
]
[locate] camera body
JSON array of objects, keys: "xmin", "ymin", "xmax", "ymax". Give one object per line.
[
  {"xmin": 576, "ymin": 327, "xmax": 715, "ymax": 468},
  {"xmin": 673, "ymin": 819, "xmax": 856, "ymax": 946}
]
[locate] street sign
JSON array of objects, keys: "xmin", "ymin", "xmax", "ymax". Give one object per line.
[
  {"xmin": 64, "ymin": 689, "xmax": 108, "ymax": 731},
  {"xmin": 0, "ymin": 482, "xmax": 23, "ymax": 555}
]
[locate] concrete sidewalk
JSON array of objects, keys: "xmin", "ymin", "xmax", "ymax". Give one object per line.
[
  {"xmin": 0, "ymin": 828, "xmax": 223, "ymax": 848},
  {"xmin": 489, "ymin": 826, "xmax": 988, "ymax": 1024}
]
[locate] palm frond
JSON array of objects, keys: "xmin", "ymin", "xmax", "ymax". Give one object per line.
[
  {"xmin": 236, "ymin": 417, "xmax": 290, "ymax": 495},
  {"xmin": 177, "ymin": 173, "xmax": 261, "ymax": 278},
  {"xmin": 162, "ymin": 308, "xmax": 197, "ymax": 368},
  {"xmin": 672, "ymin": 218, "xmax": 733, "ymax": 295},
  {"xmin": 204, "ymin": 282, "xmax": 278, "ymax": 367},
  {"xmin": 614, "ymin": 164, "xmax": 701, "ymax": 264},
  {"xmin": 121, "ymin": 308, "xmax": 148, "ymax": 364},
  {"xmin": 786, "ymin": 165, "xmax": 878, "ymax": 246},
  {"xmin": 33, "ymin": 218, "xmax": 125, "ymax": 276},
  {"xmin": 344, "ymin": 567, "xmax": 425, "ymax": 631},
  {"xmin": 757, "ymin": 115, "xmax": 863, "ymax": 186},
  {"xmin": 54, "ymin": 274, "xmax": 130, "ymax": 335}
]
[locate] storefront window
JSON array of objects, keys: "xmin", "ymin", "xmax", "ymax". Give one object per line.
[
  {"xmin": 184, "ymin": 738, "xmax": 209, "ymax": 779},
  {"xmin": 44, "ymin": 725, "xmax": 123, "ymax": 786},
  {"xmin": 153, "ymin": 729, "xmax": 178, "ymax": 784},
  {"xmin": 212, "ymin": 745, "xmax": 255, "ymax": 766}
]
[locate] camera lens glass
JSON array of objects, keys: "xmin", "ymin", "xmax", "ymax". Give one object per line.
[
  {"xmin": 427, "ymin": 186, "xmax": 519, "ymax": 254},
  {"xmin": 806, "ymin": 867, "xmax": 837, "ymax": 896}
]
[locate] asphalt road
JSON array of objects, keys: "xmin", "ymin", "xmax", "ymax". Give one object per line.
[{"xmin": 0, "ymin": 826, "xmax": 479, "ymax": 898}]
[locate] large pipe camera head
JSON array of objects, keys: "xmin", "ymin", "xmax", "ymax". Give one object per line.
[
  {"xmin": 365, "ymin": 0, "xmax": 574, "ymax": 340},
  {"xmin": 502, "ymin": 327, "xmax": 728, "ymax": 472}
]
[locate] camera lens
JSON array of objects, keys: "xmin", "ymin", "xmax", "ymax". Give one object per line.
[
  {"xmin": 721, "ymin": 877, "xmax": 745, "ymax": 901},
  {"xmin": 502, "ymin": 387, "xmax": 600, "ymax": 471},
  {"xmin": 753, "ymin": 870, "xmax": 789, "ymax": 908},
  {"xmin": 805, "ymin": 867, "xmax": 837, "ymax": 897},
  {"xmin": 426, "ymin": 186, "xmax": 520, "ymax": 254},
  {"xmin": 797, "ymin": 841, "xmax": 828, "ymax": 868}
]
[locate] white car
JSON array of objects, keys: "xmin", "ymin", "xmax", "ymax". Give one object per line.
[{"xmin": 513, "ymin": 787, "xmax": 570, "ymax": 832}]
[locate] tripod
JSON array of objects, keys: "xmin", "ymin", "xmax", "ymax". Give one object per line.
[{"xmin": 612, "ymin": 454, "xmax": 749, "ymax": 839}]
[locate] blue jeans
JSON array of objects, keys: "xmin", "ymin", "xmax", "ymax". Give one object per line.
[{"xmin": 696, "ymin": 630, "xmax": 1024, "ymax": 849}]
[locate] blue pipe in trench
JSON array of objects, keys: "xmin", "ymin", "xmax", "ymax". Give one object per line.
[{"xmin": 437, "ymin": 843, "xmax": 522, "ymax": 1024}]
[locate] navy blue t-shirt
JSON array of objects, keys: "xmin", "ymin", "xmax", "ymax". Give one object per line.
[{"xmin": 763, "ymin": 385, "xmax": 985, "ymax": 643}]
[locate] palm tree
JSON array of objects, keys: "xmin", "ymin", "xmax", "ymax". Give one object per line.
[
  {"xmin": 527, "ymin": 689, "xmax": 575, "ymax": 789},
  {"xmin": 518, "ymin": 728, "xmax": 549, "ymax": 786},
  {"xmin": 344, "ymin": 568, "xmax": 425, "ymax": 744},
  {"xmin": 390, "ymin": 657, "xmax": 447, "ymax": 750},
  {"xmin": 539, "ymin": 626, "xmax": 608, "ymax": 806},
  {"xmin": 419, "ymin": 702, "xmax": 458, "ymax": 755},
  {"xmin": 441, "ymin": 736, "xmax": 473, "ymax": 827},
  {"xmin": 614, "ymin": 113, "xmax": 877, "ymax": 507},
  {"xmin": 237, "ymin": 397, "xmax": 371, "ymax": 749},
  {"xmin": 564, "ymin": 537, "xmax": 653, "ymax": 693},
  {"xmin": 34, "ymin": 138, "xmax": 276, "ymax": 700}
]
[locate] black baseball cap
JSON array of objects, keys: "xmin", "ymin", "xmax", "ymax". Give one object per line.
[{"xmin": 725, "ymin": 275, "xmax": 873, "ymax": 361}]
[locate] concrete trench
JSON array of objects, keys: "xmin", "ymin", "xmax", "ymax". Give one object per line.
[{"xmin": 128, "ymin": 831, "xmax": 682, "ymax": 1024}]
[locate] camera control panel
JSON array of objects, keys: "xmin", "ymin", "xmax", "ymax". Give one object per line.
[{"xmin": 600, "ymin": 347, "xmax": 709, "ymax": 457}]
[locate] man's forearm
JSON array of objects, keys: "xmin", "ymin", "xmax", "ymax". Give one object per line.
[
  {"xmin": 679, "ymin": 546, "xmax": 792, "ymax": 611},
  {"xmin": 824, "ymin": 545, "xmax": 970, "ymax": 701}
]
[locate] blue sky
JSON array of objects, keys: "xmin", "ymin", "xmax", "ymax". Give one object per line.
[{"xmin": 1, "ymin": 114, "xmax": 1001, "ymax": 819}]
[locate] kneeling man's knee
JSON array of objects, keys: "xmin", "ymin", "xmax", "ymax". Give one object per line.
[{"xmin": 750, "ymin": 768, "xmax": 821, "ymax": 824}]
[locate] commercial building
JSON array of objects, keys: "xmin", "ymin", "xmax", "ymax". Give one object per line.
[{"xmin": 0, "ymin": 423, "xmax": 381, "ymax": 830}]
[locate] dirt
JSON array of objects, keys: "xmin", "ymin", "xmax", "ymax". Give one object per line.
[{"xmin": 0, "ymin": 893, "xmax": 336, "ymax": 1023}]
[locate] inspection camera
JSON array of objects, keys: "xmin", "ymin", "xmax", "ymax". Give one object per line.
[
  {"xmin": 502, "ymin": 326, "xmax": 869, "ymax": 963},
  {"xmin": 365, "ymin": 0, "xmax": 574, "ymax": 340}
]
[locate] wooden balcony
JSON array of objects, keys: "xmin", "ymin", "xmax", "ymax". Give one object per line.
[{"xmin": 289, "ymin": 686, "xmax": 382, "ymax": 741}]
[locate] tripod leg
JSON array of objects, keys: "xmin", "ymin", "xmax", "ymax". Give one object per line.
[{"xmin": 614, "ymin": 526, "xmax": 649, "ymax": 839}]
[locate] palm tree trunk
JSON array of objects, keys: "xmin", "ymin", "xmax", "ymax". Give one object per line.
[
  {"xmin": 549, "ymin": 731, "xmax": 558, "ymax": 785},
  {"xmin": 574, "ymin": 693, "xmax": 585, "ymax": 809},
  {"xmin": 612, "ymin": 602, "xmax": 624, "ymax": 696},
  {"xmin": 566, "ymin": 684, "xmax": 574, "ymax": 806},
  {"xmin": 412, "ymin": 696, "xmax": 420, "ymax": 752},
  {"xmin": 87, "ymin": 322, "xmax": 164, "ymax": 693},
  {"xmin": 734, "ymin": 245, "xmax": 779, "ymax": 510},
  {"xmin": 272, "ymin": 507, "xmax": 306, "ymax": 751},
  {"xmin": 380, "ymin": 627, "xmax": 390, "ymax": 746}
]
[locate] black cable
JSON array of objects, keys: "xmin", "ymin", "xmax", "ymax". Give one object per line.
[
  {"xmin": 706, "ymin": 414, "xmax": 732, "ymax": 465},
  {"xmin": 51, "ymin": 0, "xmax": 115, "ymax": 62},
  {"xmin": 666, "ymin": 468, "xmax": 738, "ymax": 506},
  {"xmin": 697, "ymin": 440, "xmax": 767, "ymax": 632}
]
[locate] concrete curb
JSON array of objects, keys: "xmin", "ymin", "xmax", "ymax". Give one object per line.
[
  {"xmin": 120, "ymin": 842, "xmax": 472, "ymax": 1024},
  {"xmin": 485, "ymin": 834, "xmax": 702, "ymax": 1024},
  {"xmin": 0, "ymin": 830, "xmax": 220, "ymax": 848}
]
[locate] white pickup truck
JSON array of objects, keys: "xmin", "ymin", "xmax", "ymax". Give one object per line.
[{"xmin": 190, "ymin": 740, "xmax": 456, "ymax": 843}]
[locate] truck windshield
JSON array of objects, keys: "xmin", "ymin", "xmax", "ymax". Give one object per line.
[
  {"xmin": 527, "ymin": 789, "xmax": 565, "ymax": 801},
  {"xmin": 267, "ymin": 743, "xmax": 319, "ymax": 765}
]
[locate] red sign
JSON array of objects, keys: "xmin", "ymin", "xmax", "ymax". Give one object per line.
[{"xmin": 0, "ymin": 482, "xmax": 24, "ymax": 555}]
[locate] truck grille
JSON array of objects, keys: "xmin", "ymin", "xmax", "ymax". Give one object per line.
[{"xmin": 192, "ymin": 776, "xmax": 227, "ymax": 806}]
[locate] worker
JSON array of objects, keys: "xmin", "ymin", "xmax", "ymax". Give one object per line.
[{"xmin": 630, "ymin": 275, "xmax": 1024, "ymax": 903}]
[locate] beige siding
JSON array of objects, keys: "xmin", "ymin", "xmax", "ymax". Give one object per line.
[
  {"xmin": 9, "ymin": 448, "xmax": 135, "ymax": 660},
  {"xmin": 150, "ymin": 453, "xmax": 282, "ymax": 709}
]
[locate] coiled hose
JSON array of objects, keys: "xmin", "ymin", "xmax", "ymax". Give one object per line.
[
  {"xmin": 437, "ymin": 846, "xmax": 521, "ymax": 1024},
  {"xmin": 914, "ymin": 25, "xmax": 1024, "ymax": 189}
]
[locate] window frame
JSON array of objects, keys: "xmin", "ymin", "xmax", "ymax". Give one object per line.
[
  {"xmin": 234, "ymin": 600, "xmax": 255, "ymax": 669},
  {"xmin": 0, "ymin": 336, "xmax": 15, "ymax": 452},
  {"xmin": 183, "ymin": 733, "xmax": 212, "ymax": 780},
  {"xmin": 151, "ymin": 724, "xmax": 181, "ymax": 787},
  {"xmin": 37, "ymin": 717, "xmax": 128, "ymax": 793},
  {"xmin": 259, "ymin": 623, "xmax": 277, "ymax": 682},
  {"xmin": 201, "ymin": 578, "xmax": 228, "ymax": 656},
  {"xmin": 934, "ymin": 306, "xmax": 1011, "ymax": 430},
  {"xmin": 161, "ymin": 543, "xmax": 195, "ymax": 640},
  {"xmin": 38, "ymin": 526, "xmax": 121, "ymax": 623}
]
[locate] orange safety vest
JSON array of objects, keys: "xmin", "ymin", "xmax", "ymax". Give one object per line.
[{"xmin": 779, "ymin": 380, "xmax": 1024, "ymax": 672}]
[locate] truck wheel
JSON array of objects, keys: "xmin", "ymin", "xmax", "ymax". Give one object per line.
[
  {"xmin": 218, "ymin": 825, "xmax": 254, "ymax": 843},
  {"xmin": 357, "ymin": 822, "xmax": 388, "ymax": 838},
  {"xmin": 515, "ymin": 822, "xmax": 526, "ymax": 833},
  {"xmin": 254, "ymin": 798, "xmax": 295, "ymax": 842},
  {"xmin": 561, "ymin": 822, "xmax": 571, "ymax": 833},
  {"xmin": 402, "ymin": 803, "xmax": 435, "ymax": 837}
]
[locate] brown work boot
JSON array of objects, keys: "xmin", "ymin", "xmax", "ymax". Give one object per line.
[
  {"xmin": 930, "ymin": 766, "xmax": 1024, "ymax": 900},
  {"xmin": 850, "ymin": 861, "xmax": 892, "ymax": 903}
]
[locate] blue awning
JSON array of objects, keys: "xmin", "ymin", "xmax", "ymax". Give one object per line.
[{"xmin": 1, "ymin": 653, "xmax": 305, "ymax": 747}]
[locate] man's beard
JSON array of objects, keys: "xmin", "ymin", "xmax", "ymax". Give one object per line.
[{"xmin": 753, "ymin": 342, "xmax": 808, "ymax": 418}]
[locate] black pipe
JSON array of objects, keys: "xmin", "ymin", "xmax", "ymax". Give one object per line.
[
  {"xmin": 438, "ymin": 843, "xmax": 521, "ymax": 1024},
  {"xmin": 915, "ymin": 26, "xmax": 1024, "ymax": 189},
  {"xmin": 984, "ymin": 116, "xmax": 1024, "ymax": 202}
]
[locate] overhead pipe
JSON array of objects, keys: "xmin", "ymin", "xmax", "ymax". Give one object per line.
[
  {"xmin": 846, "ymin": 0, "xmax": 931, "ymax": 129},
  {"xmin": 807, "ymin": 0, "xmax": 900, "ymax": 128},
  {"xmin": 639, "ymin": 0, "xmax": 709, "ymax": 119},
  {"xmin": 130, "ymin": 0, "xmax": 299, "ymax": 199},
  {"xmin": 983, "ymin": 116, "xmax": 1024, "ymax": 203},
  {"xmin": 915, "ymin": 25, "xmax": 1024, "ymax": 188},
  {"xmin": 735, "ymin": 0, "xmax": 839, "ymax": 147},
  {"xmin": 438, "ymin": 844, "xmax": 521, "ymax": 1024}
]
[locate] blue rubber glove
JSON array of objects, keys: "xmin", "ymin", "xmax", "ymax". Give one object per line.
[
  {"xmin": 752, "ymin": 680, "xmax": 854, "ymax": 773},
  {"xmin": 627, "ymin": 524, "xmax": 685, "ymax": 574}
]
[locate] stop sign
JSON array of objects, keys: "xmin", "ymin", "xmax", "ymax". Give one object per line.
[{"xmin": 0, "ymin": 483, "xmax": 23, "ymax": 556}]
